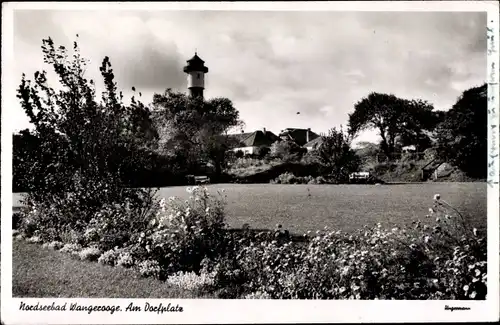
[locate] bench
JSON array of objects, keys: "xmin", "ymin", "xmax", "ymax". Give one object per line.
[
  {"xmin": 194, "ymin": 176, "xmax": 210, "ymax": 185},
  {"xmin": 349, "ymin": 172, "xmax": 372, "ymax": 184}
]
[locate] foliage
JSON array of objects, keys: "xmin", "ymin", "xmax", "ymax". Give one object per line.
[
  {"xmin": 116, "ymin": 251, "xmax": 135, "ymax": 268},
  {"xmin": 270, "ymin": 140, "xmax": 307, "ymax": 162},
  {"xmin": 271, "ymin": 173, "xmax": 326, "ymax": 185},
  {"xmin": 435, "ymin": 84, "xmax": 487, "ymax": 178},
  {"xmin": 128, "ymin": 186, "xmax": 228, "ymax": 278},
  {"xmin": 166, "ymin": 270, "xmax": 216, "ymax": 291},
  {"xmin": 98, "ymin": 249, "xmax": 121, "ymax": 266},
  {"xmin": 151, "ymin": 89, "xmax": 243, "ymax": 178},
  {"xmin": 311, "ymin": 126, "xmax": 360, "ymax": 183},
  {"xmin": 138, "ymin": 260, "xmax": 162, "ymax": 278},
  {"xmin": 348, "ymin": 93, "xmax": 438, "ymax": 158},
  {"xmin": 78, "ymin": 246, "xmax": 102, "ymax": 261},
  {"xmin": 16, "ymin": 36, "xmax": 159, "ymax": 249}
]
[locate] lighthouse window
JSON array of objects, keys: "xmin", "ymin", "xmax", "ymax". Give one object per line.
[{"xmin": 197, "ymin": 73, "xmax": 201, "ymax": 79}]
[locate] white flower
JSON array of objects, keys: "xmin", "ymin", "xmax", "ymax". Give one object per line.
[
  {"xmin": 473, "ymin": 228, "xmax": 478, "ymax": 236},
  {"xmin": 463, "ymin": 285, "xmax": 469, "ymax": 291},
  {"xmin": 186, "ymin": 187, "xmax": 192, "ymax": 193},
  {"xmin": 433, "ymin": 194, "xmax": 440, "ymax": 201},
  {"xmin": 429, "ymin": 208, "xmax": 435, "ymax": 214}
]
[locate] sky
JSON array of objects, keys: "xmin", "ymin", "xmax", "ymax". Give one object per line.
[{"xmin": 9, "ymin": 9, "xmax": 487, "ymax": 144}]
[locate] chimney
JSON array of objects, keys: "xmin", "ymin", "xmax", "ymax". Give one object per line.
[
  {"xmin": 262, "ymin": 127, "xmax": 266, "ymax": 134},
  {"xmin": 306, "ymin": 128, "xmax": 311, "ymax": 143}
]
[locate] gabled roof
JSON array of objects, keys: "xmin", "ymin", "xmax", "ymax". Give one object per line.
[
  {"xmin": 228, "ymin": 130, "xmax": 279, "ymax": 148},
  {"xmin": 303, "ymin": 136, "xmax": 324, "ymax": 148},
  {"xmin": 279, "ymin": 128, "xmax": 320, "ymax": 146}
]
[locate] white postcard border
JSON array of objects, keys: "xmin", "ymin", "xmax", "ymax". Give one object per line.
[{"xmin": 2, "ymin": 1, "xmax": 499, "ymax": 324}]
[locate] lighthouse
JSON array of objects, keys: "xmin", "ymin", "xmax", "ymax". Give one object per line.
[{"xmin": 183, "ymin": 52, "xmax": 209, "ymax": 99}]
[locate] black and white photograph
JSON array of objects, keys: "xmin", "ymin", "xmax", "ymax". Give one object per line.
[{"xmin": 1, "ymin": 1, "xmax": 499, "ymax": 324}]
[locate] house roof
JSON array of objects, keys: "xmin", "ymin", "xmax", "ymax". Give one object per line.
[
  {"xmin": 303, "ymin": 136, "xmax": 324, "ymax": 148},
  {"xmin": 228, "ymin": 130, "xmax": 279, "ymax": 148},
  {"xmin": 279, "ymin": 128, "xmax": 320, "ymax": 146}
]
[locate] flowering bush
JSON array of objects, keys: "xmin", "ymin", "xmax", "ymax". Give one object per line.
[
  {"xmin": 60, "ymin": 243, "xmax": 82, "ymax": 256},
  {"xmin": 166, "ymin": 270, "xmax": 216, "ymax": 292},
  {"xmin": 97, "ymin": 249, "xmax": 121, "ymax": 266},
  {"xmin": 116, "ymin": 251, "xmax": 135, "ymax": 268},
  {"xmin": 272, "ymin": 173, "xmax": 327, "ymax": 185},
  {"xmin": 131, "ymin": 186, "xmax": 228, "ymax": 277},
  {"xmin": 138, "ymin": 260, "xmax": 161, "ymax": 278},
  {"xmin": 47, "ymin": 241, "xmax": 64, "ymax": 250},
  {"xmin": 79, "ymin": 246, "xmax": 102, "ymax": 261},
  {"xmin": 244, "ymin": 291, "xmax": 272, "ymax": 299}
]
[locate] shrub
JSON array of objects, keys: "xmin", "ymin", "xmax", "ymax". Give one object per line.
[
  {"xmin": 116, "ymin": 251, "xmax": 135, "ymax": 268},
  {"xmin": 16, "ymin": 36, "xmax": 159, "ymax": 253},
  {"xmin": 166, "ymin": 271, "xmax": 216, "ymax": 292},
  {"xmin": 138, "ymin": 260, "xmax": 161, "ymax": 278},
  {"xmin": 244, "ymin": 291, "xmax": 272, "ymax": 299},
  {"xmin": 27, "ymin": 235, "xmax": 42, "ymax": 244},
  {"xmin": 98, "ymin": 249, "xmax": 121, "ymax": 266},
  {"xmin": 47, "ymin": 241, "xmax": 64, "ymax": 250},
  {"xmin": 60, "ymin": 243, "xmax": 82, "ymax": 256},
  {"xmin": 79, "ymin": 246, "xmax": 102, "ymax": 262},
  {"xmin": 132, "ymin": 186, "xmax": 228, "ymax": 277}
]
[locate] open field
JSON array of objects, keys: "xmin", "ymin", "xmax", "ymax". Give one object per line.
[
  {"xmin": 12, "ymin": 240, "xmax": 214, "ymax": 298},
  {"xmin": 12, "ymin": 182, "xmax": 487, "ymax": 234}
]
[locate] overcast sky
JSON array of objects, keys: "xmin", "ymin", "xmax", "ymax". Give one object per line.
[{"xmin": 10, "ymin": 10, "xmax": 486, "ymax": 143}]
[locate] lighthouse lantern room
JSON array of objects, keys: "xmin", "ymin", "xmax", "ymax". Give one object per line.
[{"xmin": 183, "ymin": 52, "xmax": 209, "ymax": 99}]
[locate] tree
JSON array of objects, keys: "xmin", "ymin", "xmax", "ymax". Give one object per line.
[
  {"xmin": 312, "ymin": 126, "xmax": 360, "ymax": 183},
  {"xmin": 435, "ymin": 84, "xmax": 487, "ymax": 178},
  {"xmin": 16, "ymin": 36, "xmax": 157, "ymax": 223},
  {"xmin": 270, "ymin": 139, "xmax": 306, "ymax": 161},
  {"xmin": 348, "ymin": 93, "xmax": 437, "ymax": 158},
  {"xmin": 151, "ymin": 89, "xmax": 243, "ymax": 178}
]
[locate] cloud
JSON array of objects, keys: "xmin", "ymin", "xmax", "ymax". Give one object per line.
[{"xmin": 10, "ymin": 10, "xmax": 487, "ymax": 145}]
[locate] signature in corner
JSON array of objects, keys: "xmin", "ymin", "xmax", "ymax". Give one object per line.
[{"xmin": 444, "ymin": 305, "xmax": 471, "ymax": 312}]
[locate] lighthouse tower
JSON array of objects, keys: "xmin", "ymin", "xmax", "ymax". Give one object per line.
[{"xmin": 183, "ymin": 52, "xmax": 209, "ymax": 99}]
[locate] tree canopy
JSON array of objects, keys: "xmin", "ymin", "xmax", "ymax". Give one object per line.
[
  {"xmin": 16, "ymin": 36, "xmax": 155, "ymax": 207},
  {"xmin": 348, "ymin": 92, "xmax": 438, "ymax": 158},
  {"xmin": 312, "ymin": 126, "xmax": 360, "ymax": 182},
  {"xmin": 151, "ymin": 89, "xmax": 243, "ymax": 177},
  {"xmin": 435, "ymin": 83, "xmax": 487, "ymax": 178}
]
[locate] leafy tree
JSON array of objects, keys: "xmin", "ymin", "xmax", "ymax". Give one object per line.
[
  {"xmin": 16, "ymin": 36, "xmax": 157, "ymax": 226},
  {"xmin": 270, "ymin": 139, "xmax": 306, "ymax": 162},
  {"xmin": 348, "ymin": 93, "xmax": 437, "ymax": 158},
  {"xmin": 151, "ymin": 89, "xmax": 243, "ymax": 178},
  {"xmin": 435, "ymin": 84, "xmax": 487, "ymax": 178},
  {"xmin": 312, "ymin": 126, "xmax": 360, "ymax": 182}
]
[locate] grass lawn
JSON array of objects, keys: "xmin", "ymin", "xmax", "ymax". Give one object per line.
[
  {"xmin": 12, "ymin": 240, "xmax": 215, "ymax": 298},
  {"xmin": 13, "ymin": 182, "xmax": 487, "ymax": 235}
]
